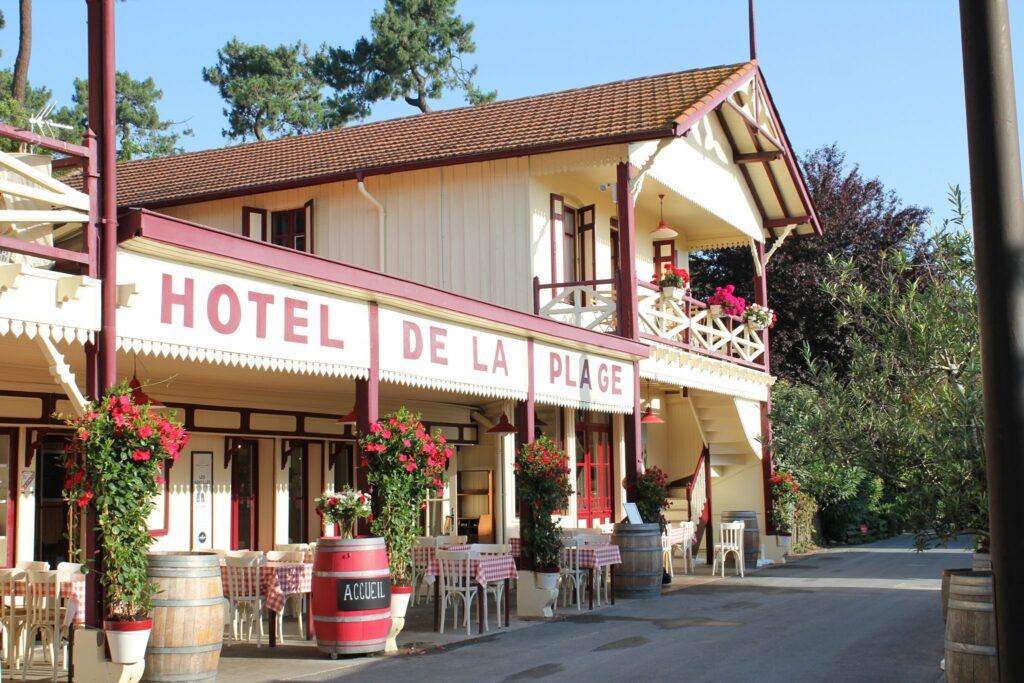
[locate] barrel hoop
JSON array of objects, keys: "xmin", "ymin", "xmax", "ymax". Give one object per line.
[
  {"xmin": 316, "ymin": 539, "xmax": 385, "ymax": 550},
  {"xmin": 317, "ymin": 637, "xmax": 387, "ymax": 647},
  {"xmin": 944, "ymin": 640, "xmax": 997, "ymax": 656},
  {"xmin": 950, "ymin": 585, "xmax": 993, "ymax": 596},
  {"xmin": 314, "ymin": 612, "xmax": 390, "ymax": 623},
  {"xmin": 146, "ymin": 643, "xmax": 222, "ymax": 655},
  {"xmin": 313, "ymin": 570, "xmax": 390, "ymax": 579},
  {"xmin": 948, "ymin": 599, "xmax": 994, "ymax": 612},
  {"xmin": 142, "ymin": 672, "xmax": 218, "ymax": 682},
  {"xmin": 152, "ymin": 597, "xmax": 226, "ymax": 608},
  {"xmin": 147, "ymin": 556, "xmax": 220, "ymax": 568},
  {"xmin": 147, "ymin": 569, "xmax": 222, "ymax": 579}
]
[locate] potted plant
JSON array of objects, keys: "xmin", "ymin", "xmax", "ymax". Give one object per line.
[
  {"xmin": 707, "ymin": 285, "xmax": 746, "ymax": 319},
  {"xmin": 62, "ymin": 382, "xmax": 188, "ymax": 664},
  {"xmin": 360, "ymin": 408, "xmax": 452, "ymax": 651},
  {"xmin": 315, "ymin": 485, "xmax": 371, "ymax": 539},
  {"xmin": 650, "ymin": 265, "xmax": 690, "ymax": 301},
  {"xmin": 515, "ymin": 437, "xmax": 573, "ymax": 591},
  {"xmin": 769, "ymin": 470, "xmax": 800, "ymax": 548},
  {"xmin": 742, "ymin": 303, "xmax": 777, "ymax": 332},
  {"xmin": 629, "ymin": 466, "xmax": 671, "ymax": 532}
]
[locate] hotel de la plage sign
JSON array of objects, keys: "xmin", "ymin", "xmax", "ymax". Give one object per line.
[{"xmin": 116, "ymin": 251, "xmax": 633, "ymax": 410}]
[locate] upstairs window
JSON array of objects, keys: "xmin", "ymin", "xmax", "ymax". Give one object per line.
[{"xmin": 242, "ymin": 199, "xmax": 315, "ymax": 254}]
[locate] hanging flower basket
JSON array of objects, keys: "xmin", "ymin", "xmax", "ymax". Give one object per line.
[
  {"xmin": 742, "ymin": 303, "xmax": 777, "ymax": 332},
  {"xmin": 651, "ymin": 265, "xmax": 690, "ymax": 303},
  {"xmin": 707, "ymin": 285, "xmax": 746, "ymax": 320}
]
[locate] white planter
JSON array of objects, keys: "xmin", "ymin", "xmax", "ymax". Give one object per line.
[
  {"xmin": 777, "ymin": 535, "xmax": 792, "ymax": 553},
  {"xmin": 104, "ymin": 620, "xmax": 152, "ymax": 665},
  {"xmin": 535, "ymin": 570, "xmax": 559, "ymax": 592},
  {"xmin": 517, "ymin": 571, "xmax": 559, "ymax": 618},
  {"xmin": 384, "ymin": 587, "xmax": 412, "ymax": 654},
  {"xmin": 659, "ymin": 286, "xmax": 677, "ymax": 301}
]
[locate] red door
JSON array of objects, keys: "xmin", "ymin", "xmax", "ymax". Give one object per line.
[{"xmin": 575, "ymin": 413, "xmax": 612, "ymax": 527}]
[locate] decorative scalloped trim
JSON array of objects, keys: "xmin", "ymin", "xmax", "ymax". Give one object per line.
[
  {"xmin": 0, "ymin": 317, "xmax": 95, "ymax": 344},
  {"xmin": 533, "ymin": 391, "xmax": 633, "ymax": 415},
  {"xmin": 380, "ymin": 369, "xmax": 527, "ymax": 401}
]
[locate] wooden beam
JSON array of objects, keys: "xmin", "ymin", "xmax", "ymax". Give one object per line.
[
  {"xmin": 0, "ymin": 209, "xmax": 89, "ymax": 223},
  {"xmin": 764, "ymin": 216, "xmax": 810, "ymax": 228},
  {"xmin": 0, "ymin": 124, "xmax": 89, "ymax": 159},
  {"xmin": 734, "ymin": 151, "xmax": 783, "ymax": 163},
  {"xmin": 715, "ymin": 109, "xmax": 768, "ymax": 223},
  {"xmin": 0, "ymin": 233, "xmax": 90, "ymax": 265},
  {"xmin": 0, "ymin": 179, "xmax": 90, "ymax": 211},
  {"xmin": 723, "ymin": 99, "xmax": 784, "ymax": 150}
]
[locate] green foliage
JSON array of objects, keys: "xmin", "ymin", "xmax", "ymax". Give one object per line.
[
  {"xmin": 791, "ymin": 491, "xmax": 818, "ymax": 553},
  {"xmin": 627, "ymin": 465, "xmax": 669, "ymax": 530},
  {"xmin": 514, "ymin": 437, "xmax": 572, "ymax": 569},
  {"xmin": 61, "ymin": 382, "xmax": 189, "ymax": 620},
  {"xmin": 315, "ymin": 486, "xmax": 371, "ymax": 539},
  {"xmin": 361, "ymin": 407, "xmax": 453, "ymax": 584},
  {"xmin": 0, "ymin": 69, "xmax": 78, "ymax": 152},
  {"xmin": 72, "ymin": 71, "xmax": 192, "ymax": 160},
  {"xmin": 314, "ymin": 0, "xmax": 495, "ymax": 119},
  {"xmin": 202, "ymin": 38, "xmax": 330, "ymax": 142},
  {"xmin": 768, "ymin": 471, "xmax": 800, "ymax": 533}
]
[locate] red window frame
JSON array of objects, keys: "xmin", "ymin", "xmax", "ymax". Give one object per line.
[
  {"xmin": 575, "ymin": 413, "xmax": 612, "ymax": 528},
  {"xmin": 653, "ymin": 239, "xmax": 676, "ymax": 280}
]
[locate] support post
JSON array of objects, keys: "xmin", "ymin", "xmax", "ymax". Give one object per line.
[
  {"xmin": 753, "ymin": 240, "xmax": 777, "ymax": 535},
  {"xmin": 356, "ymin": 303, "xmax": 380, "ymax": 528},
  {"xmin": 959, "ymin": 1, "xmax": 1024, "ymax": 679},
  {"xmin": 615, "ymin": 162, "xmax": 638, "ymax": 341},
  {"xmin": 622, "ymin": 361, "xmax": 643, "ymax": 499},
  {"xmin": 98, "ymin": 0, "xmax": 117, "ymax": 392}
]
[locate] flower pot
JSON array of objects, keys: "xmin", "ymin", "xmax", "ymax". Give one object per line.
[
  {"xmin": 659, "ymin": 286, "xmax": 677, "ymax": 302},
  {"xmin": 534, "ymin": 568, "xmax": 560, "ymax": 592},
  {"xmin": 385, "ymin": 586, "xmax": 413, "ymax": 654},
  {"xmin": 708, "ymin": 304, "xmax": 723, "ymax": 319},
  {"xmin": 104, "ymin": 618, "xmax": 153, "ymax": 664},
  {"xmin": 777, "ymin": 534, "xmax": 792, "ymax": 552}
]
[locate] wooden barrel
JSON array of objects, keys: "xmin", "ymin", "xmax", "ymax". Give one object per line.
[
  {"xmin": 611, "ymin": 523, "xmax": 663, "ymax": 599},
  {"xmin": 721, "ymin": 511, "xmax": 759, "ymax": 569},
  {"xmin": 945, "ymin": 571, "xmax": 997, "ymax": 682},
  {"xmin": 972, "ymin": 552, "xmax": 991, "ymax": 572},
  {"xmin": 312, "ymin": 537, "xmax": 391, "ymax": 655},
  {"xmin": 143, "ymin": 552, "xmax": 225, "ymax": 683},
  {"xmin": 941, "ymin": 568, "xmax": 973, "ymax": 623}
]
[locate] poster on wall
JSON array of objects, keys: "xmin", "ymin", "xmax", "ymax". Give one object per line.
[{"xmin": 191, "ymin": 452, "xmax": 213, "ymax": 550}]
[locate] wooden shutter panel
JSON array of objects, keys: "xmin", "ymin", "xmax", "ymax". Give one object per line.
[
  {"xmin": 577, "ymin": 204, "xmax": 595, "ymax": 281},
  {"xmin": 550, "ymin": 194, "xmax": 564, "ymax": 283},
  {"xmin": 304, "ymin": 199, "xmax": 315, "ymax": 254},
  {"xmin": 241, "ymin": 206, "xmax": 267, "ymax": 241}
]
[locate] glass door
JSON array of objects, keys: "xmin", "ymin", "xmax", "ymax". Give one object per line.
[
  {"xmin": 575, "ymin": 414, "xmax": 612, "ymax": 527},
  {"xmin": 286, "ymin": 441, "xmax": 308, "ymax": 543},
  {"xmin": 231, "ymin": 439, "xmax": 259, "ymax": 551},
  {"xmin": 36, "ymin": 434, "xmax": 70, "ymax": 567}
]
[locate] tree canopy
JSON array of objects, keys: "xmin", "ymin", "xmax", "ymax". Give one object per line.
[{"xmin": 202, "ymin": 39, "xmax": 329, "ymax": 142}]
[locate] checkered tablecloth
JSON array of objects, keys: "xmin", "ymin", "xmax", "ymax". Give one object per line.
[
  {"xmin": 412, "ymin": 543, "xmax": 471, "ymax": 567},
  {"xmin": 562, "ymin": 544, "xmax": 622, "ymax": 570},
  {"xmin": 667, "ymin": 525, "xmax": 695, "ymax": 549},
  {"xmin": 424, "ymin": 554, "xmax": 517, "ymax": 587},
  {"xmin": 222, "ymin": 562, "xmax": 312, "ymax": 614},
  {"xmin": 2, "ymin": 577, "xmax": 87, "ymax": 625}
]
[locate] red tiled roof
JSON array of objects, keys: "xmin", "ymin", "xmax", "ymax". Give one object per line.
[{"xmin": 110, "ymin": 62, "xmax": 754, "ymax": 208}]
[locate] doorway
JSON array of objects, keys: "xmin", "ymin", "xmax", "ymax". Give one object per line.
[
  {"xmin": 285, "ymin": 441, "xmax": 309, "ymax": 543},
  {"xmin": 231, "ymin": 439, "xmax": 259, "ymax": 551},
  {"xmin": 575, "ymin": 413, "xmax": 612, "ymax": 527},
  {"xmin": 35, "ymin": 434, "xmax": 70, "ymax": 567},
  {"xmin": 0, "ymin": 428, "xmax": 16, "ymax": 567}
]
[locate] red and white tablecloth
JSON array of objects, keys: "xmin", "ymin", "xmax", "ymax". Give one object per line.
[
  {"xmin": 412, "ymin": 543, "xmax": 471, "ymax": 567},
  {"xmin": 2, "ymin": 578, "xmax": 87, "ymax": 625},
  {"xmin": 221, "ymin": 562, "xmax": 312, "ymax": 614},
  {"xmin": 667, "ymin": 525, "xmax": 695, "ymax": 549},
  {"xmin": 508, "ymin": 538, "xmax": 621, "ymax": 569},
  {"xmin": 424, "ymin": 554, "xmax": 518, "ymax": 587}
]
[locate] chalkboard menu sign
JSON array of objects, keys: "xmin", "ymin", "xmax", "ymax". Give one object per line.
[{"xmin": 336, "ymin": 577, "xmax": 391, "ymax": 611}]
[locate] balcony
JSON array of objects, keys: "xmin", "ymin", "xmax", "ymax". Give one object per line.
[{"xmin": 534, "ymin": 278, "xmax": 767, "ymax": 371}]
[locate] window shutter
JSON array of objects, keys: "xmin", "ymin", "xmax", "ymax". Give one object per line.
[
  {"xmin": 577, "ymin": 204, "xmax": 595, "ymax": 281},
  {"xmin": 550, "ymin": 194, "xmax": 564, "ymax": 283},
  {"xmin": 304, "ymin": 199, "xmax": 315, "ymax": 254},
  {"xmin": 241, "ymin": 206, "xmax": 267, "ymax": 241}
]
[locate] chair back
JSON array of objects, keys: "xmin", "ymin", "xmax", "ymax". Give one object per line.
[
  {"xmin": 224, "ymin": 553, "xmax": 263, "ymax": 600},
  {"xmin": 15, "ymin": 561, "xmax": 49, "ymax": 571},
  {"xmin": 56, "ymin": 562, "xmax": 84, "ymax": 581},
  {"xmin": 0, "ymin": 568, "xmax": 25, "ymax": 617},
  {"xmin": 275, "ymin": 543, "xmax": 310, "ymax": 552},
  {"xmin": 469, "ymin": 543, "xmax": 509, "ymax": 556},
  {"xmin": 436, "ymin": 535, "xmax": 467, "ymax": 546},
  {"xmin": 25, "ymin": 570, "xmax": 60, "ymax": 629},
  {"xmin": 560, "ymin": 536, "xmax": 581, "ymax": 572},
  {"xmin": 719, "ymin": 521, "xmax": 745, "ymax": 550},
  {"xmin": 226, "ymin": 550, "xmax": 263, "ymax": 559},
  {"xmin": 598, "ymin": 522, "xmax": 615, "ymax": 534},
  {"xmin": 266, "ymin": 550, "xmax": 304, "ymax": 563},
  {"xmin": 436, "ymin": 550, "xmax": 473, "ymax": 592}
]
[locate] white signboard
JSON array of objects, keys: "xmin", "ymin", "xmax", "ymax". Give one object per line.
[
  {"xmin": 191, "ymin": 452, "xmax": 213, "ymax": 550},
  {"xmin": 378, "ymin": 307, "xmax": 529, "ymax": 400},
  {"xmin": 533, "ymin": 342, "xmax": 634, "ymax": 413},
  {"xmin": 117, "ymin": 251, "xmax": 371, "ymax": 378}
]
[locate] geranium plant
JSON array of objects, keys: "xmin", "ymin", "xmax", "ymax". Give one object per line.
[
  {"xmin": 743, "ymin": 303, "xmax": 777, "ymax": 331},
  {"xmin": 628, "ymin": 466, "xmax": 671, "ymax": 531},
  {"xmin": 514, "ymin": 437, "xmax": 573, "ymax": 571},
  {"xmin": 769, "ymin": 470, "xmax": 800, "ymax": 533},
  {"xmin": 316, "ymin": 485, "xmax": 371, "ymax": 539},
  {"xmin": 360, "ymin": 407, "xmax": 453, "ymax": 585},
  {"xmin": 707, "ymin": 285, "xmax": 747, "ymax": 317},
  {"xmin": 62, "ymin": 382, "xmax": 188, "ymax": 621},
  {"xmin": 650, "ymin": 264, "xmax": 690, "ymax": 290}
]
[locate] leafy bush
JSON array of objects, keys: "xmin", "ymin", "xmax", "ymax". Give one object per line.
[
  {"xmin": 515, "ymin": 437, "xmax": 572, "ymax": 570},
  {"xmin": 628, "ymin": 466, "xmax": 670, "ymax": 530}
]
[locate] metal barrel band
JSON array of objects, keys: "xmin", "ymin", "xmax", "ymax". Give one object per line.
[
  {"xmin": 313, "ymin": 612, "xmax": 391, "ymax": 623},
  {"xmin": 145, "ymin": 643, "xmax": 222, "ymax": 655},
  {"xmin": 147, "ymin": 569, "xmax": 222, "ymax": 579},
  {"xmin": 313, "ymin": 570, "xmax": 390, "ymax": 579},
  {"xmin": 944, "ymin": 640, "xmax": 997, "ymax": 656},
  {"xmin": 947, "ymin": 599, "xmax": 994, "ymax": 612},
  {"xmin": 152, "ymin": 597, "xmax": 226, "ymax": 607}
]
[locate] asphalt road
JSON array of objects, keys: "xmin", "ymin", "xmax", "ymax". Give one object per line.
[{"xmin": 313, "ymin": 536, "xmax": 966, "ymax": 683}]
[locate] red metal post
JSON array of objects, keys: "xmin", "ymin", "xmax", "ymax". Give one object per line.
[
  {"xmin": 753, "ymin": 241, "xmax": 777, "ymax": 534},
  {"xmin": 98, "ymin": 0, "xmax": 117, "ymax": 392},
  {"xmin": 703, "ymin": 445, "xmax": 714, "ymax": 564},
  {"xmin": 615, "ymin": 163, "xmax": 638, "ymax": 341},
  {"xmin": 622, "ymin": 361, "xmax": 643, "ymax": 499},
  {"xmin": 355, "ymin": 303, "xmax": 380, "ymax": 501}
]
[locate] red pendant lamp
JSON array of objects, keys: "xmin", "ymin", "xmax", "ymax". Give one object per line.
[
  {"xmin": 640, "ymin": 380, "xmax": 664, "ymax": 424},
  {"xmin": 487, "ymin": 413, "xmax": 517, "ymax": 433},
  {"xmin": 650, "ymin": 194, "xmax": 679, "ymax": 239},
  {"xmin": 336, "ymin": 405, "xmax": 358, "ymax": 424},
  {"xmin": 129, "ymin": 355, "xmax": 164, "ymax": 408}
]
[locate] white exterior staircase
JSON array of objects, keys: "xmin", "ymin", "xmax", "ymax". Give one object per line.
[{"xmin": 688, "ymin": 392, "xmax": 763, "ymax": 477}]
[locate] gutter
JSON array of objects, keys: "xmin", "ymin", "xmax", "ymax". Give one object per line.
[{"xmin": 356, "ymin": 172, "xmax": 386, "ymax": 271}]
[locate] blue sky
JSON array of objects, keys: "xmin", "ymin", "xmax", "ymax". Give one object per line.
[{"xmin": 4, "ymin": 1, "xmax": 1023, "ymax": 220}]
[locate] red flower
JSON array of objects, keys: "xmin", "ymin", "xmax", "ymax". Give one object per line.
[
  {"xmin": 77, "ymin": 490, "xmax": 94, "ymax": 507},
  {"xmin": 132, "ymin": 449, "xmax": 151, "ymax": 461},
  {"xmin": 138, "ymin": 425, "xmax": 154, "ymax": 439},
  {"xmin": 404, "ymin": 462, "xmax": 417, "ymax": 472}
]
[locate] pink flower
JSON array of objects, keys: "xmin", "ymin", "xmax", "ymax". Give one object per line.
[
  {"xmin": 138, "ymin": 425, "xmax": 154, "ymax": 438},
  {"xmin": 77, "ymin": 490, "xmax": 94, "ymax": 507},
  {"xmin": 398, "ymin": 454, "xmax": 408, "ymax": 462},
  {"xmin": 404, "ymin": 462, "xmax": 416, "ymax": 472},
  {"xmin": 403, "ymin": 439, "xmax": 411, "ymax": 448},
  {"xmin": 155, "ymin": 474, "xmax": 166, "ymax": 486},
  {"xmin": 382, "ymin": 430, "xmax": 392, "ymax": 439},
  {"xmin": 370, "ymin": 422, "xmax": 382, "ymax": 434},
  {"xmin": 132, "ymin": 449, "xmax": 151, "ymax": 461}
]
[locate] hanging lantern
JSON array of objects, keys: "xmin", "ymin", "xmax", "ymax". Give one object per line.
[
  {"xmin": 487, "ymin": 413, "xmax": 517, "ymax": 434},
  {"xmin": 650, "ymin": 194, "xmax": 679, "ymax": 239}
]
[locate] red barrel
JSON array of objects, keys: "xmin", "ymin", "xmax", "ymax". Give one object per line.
[{"xmin": 312, "ymin": 537, "xmax": 391, "ymax": 656}]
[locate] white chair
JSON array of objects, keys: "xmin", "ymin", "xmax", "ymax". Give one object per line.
[
  {"xmin": 559, "ymin": 537, "xmax": 586, "ymax": 610},
  {"xmin": 579, "ymin": 534, "xmax": 611, "ymax": 606},
  {"xmin": 14, "ymin": 562, "xmax": 48, "ymax": 572},
  {"xmin": 0, "ymin": 568, "xmax": 27, "ymax": 673},
  {"xmin": 712, "ymin": 521, "xmax": 745, "ymax": 578},
  {"xmin": 677, "ymin": 521, "xmax": 695, "ymax": 575},
  {"xmin": 437, "ymin": 535, "xmax": 468, "ymax": 546},
  {"xmin": 411, "ymin": 537, "xmax": 436, "ymax": 605},
  {"xmin": 662, "ymin": 530, "xmax": 675, "ymax": 580},
  {"xmin": 436, "ymin": 550, "xmax": 480, "ymax": 635},
  {"xmin": 274, "ymin": 543, "xmax": 310, "ymax": 553},
  {"xmin": 469, "ymin": 544, "xmax": 510, "ymax": 629},
  {"xmin": 22, "ymin": 570, "xmax": 67, "ymax": 682},
  {"xmin": 55, "ymin": 563, "xmax": 83, "ymax": 582},
  {"xmin": 265, "ymin": 551, "xmax": 306, "ymax": 640},
  {"xmin": 224, "ymin": 554, "xmax": 265, "ymax": 647}
]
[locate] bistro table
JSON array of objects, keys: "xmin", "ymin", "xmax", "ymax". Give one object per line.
[
  {"xmin": 221, "ymin": 561, "xmax": 313, "ymax": 647},
  {"xmin": 666, "ymin": 524, "xmax": 695, "ymax": 575},
  {"xmin": 0, "ymin": 576, "xmax": 87, "ymax": 625},
  {"xmin": 424, "ymin": 552, "xmax": 517, "ymax": 634},
  {"xmin": 509, "ymin": 537, "xmax": 622, "ymax": 610}
]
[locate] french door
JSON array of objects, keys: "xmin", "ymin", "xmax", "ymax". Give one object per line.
[
  {"xmin": 286, "ymin": 441, "xmax": 309, "ymax": 544},
  {"xmin": 575, "ymin": 413, "xmax": 612, "ymax": 527},
  {"xmin": 231, "ymin": 439, "xmax": 259, "ymax": 551},
  {"xmin": 35, "ymin": 434, "xmax": 70, "ymax": 567}
]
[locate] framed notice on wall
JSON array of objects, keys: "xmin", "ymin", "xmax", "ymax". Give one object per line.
[{"xmin": 191, "ymin": 452, "xmax": 213, "ymax": 550}]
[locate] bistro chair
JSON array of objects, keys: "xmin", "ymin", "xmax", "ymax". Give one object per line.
[
  {"xmin": 559, "ymin": 537, "xmax": 586, "ymax": 610},
  {"xmin": 676, "ymin": 521, "xmax": 695, "ymax": 576},
  {"xmin": 266, "ymin": 551, "xmax": 307, "ymax": 640},
  {"xmin": 437, "ymin": 535, "xmax": 468, "ymax": 547},
  {"xmin": 712, "ymin": 521, "xmax": 745, "ymax": 578},
  {"xmin": 0, "ymin": 568, "xmax": 27, "ymax": 672},
  {"xmin": 436, "ymin": 550, "xmax": 480, "ymax": 635},
  {"xmin": 274, "ymin": 543, "xmax": 310, "ymax": 553},
  {"xmin": 224, "ymin": 554, "xmax": 266, "ymax": 647},
  {"xmin": 411, "ymin": 536, "xmax": 436, "ymax": 605},
  {"xmin": 22, "ymin": 570, "xmax": 67, "ymax": 682},
  {"xmin": 13, "ymin": 562, "xmax": 48, "ymax": 572},
  {"xmin": 55, "ymin": 563, "xmax": 83, "ymax": 582},
  {"xmin": 579, "ymin": 533, "xmax": 611, "ymax": 606},
  {"xmin": 469, "ymin": 544, "xmax": 510, "ymax": 629}
]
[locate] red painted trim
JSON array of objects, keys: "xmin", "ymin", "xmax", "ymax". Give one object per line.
[
  {"xmin": 230, "ymin": 439, "xmax": 259, "ymax": 550},
  {"xmin": 623, "ymin": 359, "xmax": 643, "ymax": 495},
  {"xmin": 735, "ymin": 151, "xmax": 782, "ymax": 163},
  {"xmin": 0, "ymin": 234, "xmax": 90, "ymax": 266},
  {"xmin": 0, "ymin": 124, "xmax": 90, "ymax": 158},
  {"xmin": 526, "ymin": 339, "xmax": 535, "ymax": 439},
  {"xmin": 652, "ymin": 239, "xmax": 676, "ymax": 279},
  {"xmin": 0, "ymin": 427, "xmax": 17, "ymax": 567},
  {"xmin": 702, "ymin": 445, "xmax": 714, "ymax": 563},
  {"xmin": 355, "ymin": 303, "xmax": 380, "ymax": 514},
  {"xmin": 127, "ymin": 129, "xmax": 675, "ymax": 211},
  {"xmin": 103, "ymin": 618, "xmax": 153, "ymax": 631},
  {"xmin": 120, "ymin": 210, "xmax": 649, "ymax": 359},
  {"xmin": 615, "ymin": 163, "xmax": 638, "ymax": 340},
  {"xmin": 672, "ymin": 61, "xmax": 757, "ymax": 137},
  {"xmin": 578, "ymin": 205, "xmax": 596, "ymax": 281},
  {"xmin": 305, "ymin": 198, "xmax": 316, "ymax": 255},
  {"xmin": 549, "ymin": 194, "xmax": 564, "ymax": 287}
]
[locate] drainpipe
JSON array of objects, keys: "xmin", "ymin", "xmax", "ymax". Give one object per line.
[{"xmin": 357, "ymin": 173, "xmax": 386, "ymax": 271}]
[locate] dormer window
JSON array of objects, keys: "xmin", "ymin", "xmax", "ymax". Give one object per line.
[{"xmin": 242, "ymin": 199, "xmax": 315, "ymax": 253}]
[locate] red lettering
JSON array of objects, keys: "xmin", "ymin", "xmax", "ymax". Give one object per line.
[
  {"xmin": 611, "ymin": 365, "xmax": 622, "ymax": 395},
  {"xmin": 565, "ymin": 355, "xmax": 577, "ymax": 387},
  {"xmin": 207, "ymin": 284, "xmax": 241, "ymax": 335},
  {"xmin": 160, "ymin": 274, "xmax": 194, "ymax": 327},
  {"xmin": 403, "ymin": 321, "xmax": 423, "ymax": 359},
  {"xmin": 284, "ymin": 298, "xmax": 308, "ymax": 343},
  {"xmin": 247, "ymin": 292, "xmax": 274, "ymax": 339},
  {"xmin": 597, "ymin": 364, "xmax": 610, "ymax": 392},
  {"xmin": 492, "ymin": 340, "xmax": 508, "ymax": 376},
  {"xmin": 549, "ymin": 352, "xmax": 562, "ymax": 383},
  {"xmin": 429, "ymin": 326, "xmax": 448, "ymax": 365},
  {"xmin": 319, "ymin": 304, "xmax": 344, "ymax": 349},
  {"xmin": 472, "ymin": 337, "xmax": 487, "ymax": 372},
  {"xmin": 579, "ymin": 359, "xmax": 592, "ymax": 389}
]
